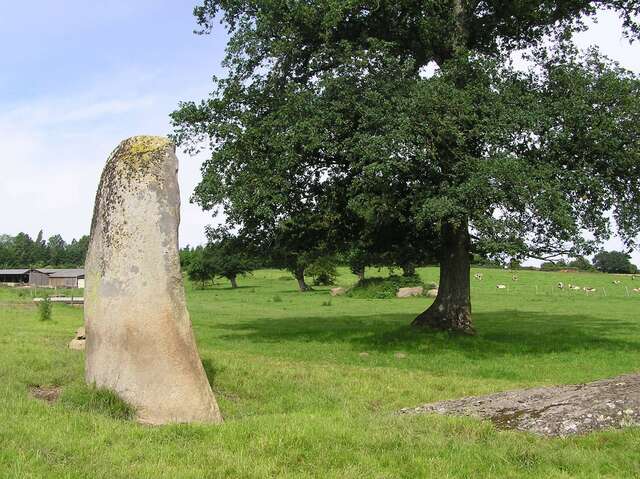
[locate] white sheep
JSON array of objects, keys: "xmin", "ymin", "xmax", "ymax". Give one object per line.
[
  {"xmin": 474, "ymin": 273, "xmax": 483, "ymax": 280},
  {"xmin": 496, "ymin": 284, "xmax": 507, "ymax": 289}
]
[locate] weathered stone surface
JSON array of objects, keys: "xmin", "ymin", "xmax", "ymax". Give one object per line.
[
  {"xmin": 426, "ymin": 288, "xmax": 438, "ymax": 298},
  {"xmin": 85, "ymin": 136, "xmax": 222, "ymax": 425},
  {"xmin": 396, "ymin": 287, "xmax": 424, "ymax": 298},
  {"xmin": 399, "ymin": 373, "xmax": 640, "ymax": 436},
  {"xmin": 69, "ymin": 338, "xmax": 85, "ymax": 350},
  {"xmin": 330, "ymin": 287, "xmax": 347, "ymax": 297},
  {"xmin": 68, "ymin": 326, "xmax": 86, "ymax": 350}
]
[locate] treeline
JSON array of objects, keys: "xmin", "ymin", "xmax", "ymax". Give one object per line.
[
  {"xmin": 0, "ymin": 231, "xmax": 89, "ymax": 268},
  {"xmin": 541, "ymin": 252, "xmax": 638, "ymax": 274}
]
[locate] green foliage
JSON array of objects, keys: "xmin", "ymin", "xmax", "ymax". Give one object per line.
[
  {"xmin": 0, "ymin": 231, "xmax": 88, "ymax": 268},
  {"xmin": 59, "ymin": 384, "xmax": 135, "ymax": 421},
  {"xmin": 37, "ymin": 297, "xmax": 52, "ymax": 322},
  {"xmin": 174, "ymin": 0, "xmax": 640, "ymax": 330},
  {"xmin": 347, "ymin": 275, "xmax": 425, "ymax": 300},
  {"xmin": 186, "ymin": 247, "xmax": 217, "ymax": 288},
  {"xmin": 540, "ymin": 260, "xmax": 569, "ymax": 272},
  {"xmin": 593, "ymin": 251, "xmax": 638, "ymax": 274},
  {"xmin": 205, "ymin": 228, "xmax": 256, "ymax": 288},
  {"xmin": 568, "ymin": 256, "xmax": 595, "ymax": 271},
  {"xmin": 307, "ymin": 257, "xmax": 338, "ymax": 286}
]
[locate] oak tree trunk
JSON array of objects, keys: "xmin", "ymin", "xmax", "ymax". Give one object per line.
[
  {"xmin": 356, "ymin": 268, "xmax": 365, "ymax": 283},
  {"xmin": 412, "ymin": 220, "xmax": 474, "ymax": 334},
  {"xmin": 229, "ymin": 275, "xmax": 238, "ymax": 289},
  {"xmin": 295, "ymin": 267, "xmax": 310, "ymax": 292}
]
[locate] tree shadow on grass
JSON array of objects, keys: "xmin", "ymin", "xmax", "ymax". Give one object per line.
[{"xmin": 213, "ymin": 310, "xmax": 640, "ymax": 360}]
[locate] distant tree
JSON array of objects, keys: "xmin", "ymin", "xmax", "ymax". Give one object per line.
[
  {"xmin": 65, "ymin": 235, "xmax": 89, "ymax": 267},
  {"xmin": 11, "ymin": 233, "xmax": 35, "ymax": 267},
  {"xmin": 540, "ymin": 259, "xmax": 568, "ymax": 271},
  {"xmin": 306, "ymin": 256, "xmax": 338, "ymax": 286},
  {"xmin": 593, "ymin": 251, "xmax": 638, "ymax": 274},
  {"xmin": 568, "ymin": 256, "xmax": 595, "ymax": 271},
  {"xmin": 0, "ymin": 232, "xmax": 87, "ymax": 268},
  {"xmin": 206, "ymin": 228, "xmax": 256, "ymax": 289},
  {"xmin": 179, "ymin": 245, "xmax": 195, "ymax": 270},
  {"xmin": 46, "ymin": 235, "xmax": 67, "ymax": 266},
  {"xmin": 186, "ymin": 247, "xmax": 217, "ymax": 288},
  {"xmin": 33, "ymin": 230, "xmax": 47, "ymax": 265}
]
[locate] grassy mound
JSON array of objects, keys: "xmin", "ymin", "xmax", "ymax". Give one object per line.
[{"xmin": 346, "ymin": 274, "xmax": 430, "ymax": 299}]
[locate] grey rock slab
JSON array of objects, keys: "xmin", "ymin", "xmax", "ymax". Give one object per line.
[
  {"xmin": 84, "ymin": 136, "xmax": 222, "ymax": 425},
  {"xmin": 399, "ymin": 373, "xmax": 640, "ymax": 436}
]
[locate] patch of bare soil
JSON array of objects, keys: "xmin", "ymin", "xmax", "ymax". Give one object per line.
[
  {"xmin": 29, "ymin": 385, "xmax": 61, "ymax": 403},
  {"xmin": 399, "ymin": 374, "xmax": 640, "ymax": 436}
]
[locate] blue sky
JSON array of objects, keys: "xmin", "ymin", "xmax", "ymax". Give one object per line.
[{"xmin": 0, "ymin": 2, "xmax": 638, "ymax": 264}]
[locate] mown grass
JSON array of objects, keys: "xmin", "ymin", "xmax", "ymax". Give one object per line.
[{"xmin": 1, "ymin": 267, "xmax": 639, "ymax": 478}]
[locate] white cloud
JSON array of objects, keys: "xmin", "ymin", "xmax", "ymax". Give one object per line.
[{"xmin": 0, "ymin": 69, "xmax": 212, "ymax": 247}]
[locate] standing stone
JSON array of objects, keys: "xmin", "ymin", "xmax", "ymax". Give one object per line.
[{"xmin": 85, "ymin": 136, "xmax": 222, "ymax": 425}]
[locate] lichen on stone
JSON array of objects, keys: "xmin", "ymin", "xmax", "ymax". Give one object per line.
[{"xmin": 116, "ymin": 136, "xmax": 172, "ymax": 172}]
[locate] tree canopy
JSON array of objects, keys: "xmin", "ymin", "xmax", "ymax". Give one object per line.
[
  {"xmin": 173, "ymin": 0, "xmax": 640, "ymax": 333},
  {"xmin": 0, "ymin": 231, "xmax": 88, "ymax": 268},
  {"xmin": 593, "ymin": 250, "xmax": 638, "ymax": 273}
]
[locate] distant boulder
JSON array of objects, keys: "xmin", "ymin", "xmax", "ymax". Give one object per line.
[
  {"xmin": 426, "ymin": 289, "xmax": 438, "ymax": 298},
  {"xmin": 397, "ymin": 286, "xmax": 424, "ymax": 298},
  {"xmin": 68, "ymin": 326, "xmax": 86, "ymax": 351}
]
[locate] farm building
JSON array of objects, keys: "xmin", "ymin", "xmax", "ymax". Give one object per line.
[
  {"xmin": 28, "ymin": 269, "xmax": 52, "ymax": 286},
  {"xmin": 47, "ymin": 269, "xmax": 85, "ymax": 288},
  {"xmin": 0, "ymin": 268, "xmax": 85, "ymax": 288},
  {"xmin": 0, "ymin": 269, "xmax": 31, "ymax": 284}
]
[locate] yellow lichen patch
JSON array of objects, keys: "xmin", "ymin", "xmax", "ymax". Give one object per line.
[{"xmin": 117, "ymin": 136, "xmax": 172, "ymax": 170}]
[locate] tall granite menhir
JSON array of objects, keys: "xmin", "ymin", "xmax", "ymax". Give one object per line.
[{"xmin": 85, "ymin": 136, "xmax": 222, "ymax": 424}]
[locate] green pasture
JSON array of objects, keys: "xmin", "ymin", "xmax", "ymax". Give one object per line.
[{"xmin": 1, "ymin": 267, "xmax": 639, "ymax": 478}]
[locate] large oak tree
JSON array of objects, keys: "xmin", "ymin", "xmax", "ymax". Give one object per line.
[{"xmin": 173, "ymin": 1, "xmax": 640, "ymax": 333}]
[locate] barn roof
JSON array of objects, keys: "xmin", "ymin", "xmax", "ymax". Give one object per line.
[
  {"xmin": 47, "ymin": 269, "xmax": 85, "ymax": 278},
  {"xmin": 0, "ymin": 269, "xmax": 30, "ymax": 275}
]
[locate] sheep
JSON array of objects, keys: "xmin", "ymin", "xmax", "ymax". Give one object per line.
[
  {"xmin": 496, "ymin": 284, "xmax": 507, "ymax": 289},
  {"xmin": 512, "ymin": 274, "xmax": 519, "ymax": 282},
  {"xmin": 557, "ymin": 282, "xmax": 564, "ymax": 289},
  {"xmin": 612, "ymin": 280, "xmax": 622, "ymax": 285},
  {"xmin": 474, "ymin": 273, "xmax": 484, "ymax": 280},
  {"xmin": 632, "ymin": 288, "xmax": 640, "ymax": 293},
  {"xmin": 583, "ymin": 287, "xmax": 596, "ymax": 293}
]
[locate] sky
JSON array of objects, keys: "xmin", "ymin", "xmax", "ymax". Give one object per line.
[{"xmin": 0, "ymin": 2, "xmax": 638, "ymax": 264}]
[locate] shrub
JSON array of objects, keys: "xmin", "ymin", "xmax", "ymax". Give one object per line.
[
  {"xmin": 307, "ymin": 257, "xmax": 338, "ymax": 286},
  {"xmin": 38, "ymin": 297, "xmax": 52, "ymax": 321},
  {"xmin": 347, "ymin": 275, "xmax": 425, "ymax": 299}
]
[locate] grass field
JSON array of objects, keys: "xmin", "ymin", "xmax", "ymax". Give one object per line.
[{"xmin": 1, "ymin": 267, "xmax": 639, "ymax": 478}]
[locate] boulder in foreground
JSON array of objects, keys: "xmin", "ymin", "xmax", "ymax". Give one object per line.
[{"xmin": 399, "ymin": 374, "xmax": 640, "ymax": 436}]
